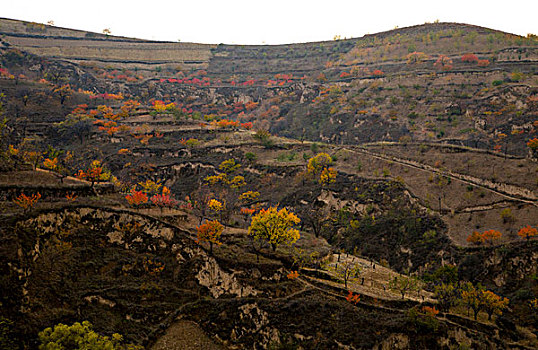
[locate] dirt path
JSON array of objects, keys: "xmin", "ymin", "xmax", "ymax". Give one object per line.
[
  {"xmin": 346, "ymin": 146, "xmax": 537, "ymax": 205},
  {"xmin": 151, "ymin": 320, "xmax": 223, "ymax": 350}
]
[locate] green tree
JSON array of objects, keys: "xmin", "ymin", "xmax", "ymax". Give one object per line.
[
  {"xmin": 327, "ymin": 258, "xmax": 361, "ymax": 289},
  {"xmin": 426, "ymin": 264, "xmax": 458, "ymax": 285},
  {"xmin": 433, "ymin": 283, "xmax": 459, "ymax": 312},
  {"xmin": 38, "ymin": 321, "xmax": 141, "ymax": 349},
  {"xmin": 0, "ymin": 317, "xmax": 17, "ymax": 350},
  {"xmin": 389, "ymin": 275, "xmax": 420, "ymax": 299},
  {"xmin": 252, "ymin": 129, "xmax": 273, "ymax": 148}
]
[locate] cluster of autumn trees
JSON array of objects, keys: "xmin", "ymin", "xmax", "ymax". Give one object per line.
[
  {"xmin": 339, "ymin": 69, "xmax": 385, "ymax": 78},
  {"xmin": 181, "ymin": 157, "xmax": 305, "ymax": 258},
  {"xmin": 80, "ymin": 90, "xmax": 124, "ymax": 101},
  {"xmin": 148, "ymin": 99, "xmax": 259, "ymax": 131},
  {"xmin": 56, "ymin": 99, "xmax": 141, "ymax": 143},
  {"xmin": 154, "ymin": 71, "xmax": 305, "ymax": 88},
  {"xmin": 48, "ymin": 85, "xmax": 122, "ymax": 107},
  {"xmin": 98, "ymin": 69, "xmax": 142, "ymax": 82},
  {"xmin": 158, "ymin": 153, "xmax": 336, "ymax": 262},
  {"xmin": 467, "ymin": 225, "xmax": 537, "ymax": 245},
  {"xmin": 404, "ymin": 52, "xmax": 490, "ymax": 69},
  {"xmin": 185, "ymin": 153, "xmax": 338, "ymax": 258},
  {"xmin": 461, "ymin": 53, "xmax": 490, "ymax": 66},
  {"xmin": 466, "ymin": 229, "xmax": 502, "ymax": 245},
  {"xmin": 9, "ymin": 156, "xmax": 114, "ymax": 211},
  {"xmin": 0, "ymin": 66, "xmax": 16, "ymax": 80},
  {"xmin": 319, "ymin": 254, "xmax": 511, "ymax": 322},
  {"xmin": 124, "ymin": 180, "xmax": 177, "ymax": 211},
  {"xmin": 294, "ymin": 152, "xmax": 337, "ymax": 186},
  {"xmin": 434, "ymin": 281, "xmax": 509, "ymax": 320}
]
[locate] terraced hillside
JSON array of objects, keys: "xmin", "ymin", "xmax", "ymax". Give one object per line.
[{"xmin": 0, "ymin": 18, "xmax": 537, "ymax": 349}]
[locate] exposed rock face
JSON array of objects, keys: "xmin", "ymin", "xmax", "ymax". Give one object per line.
[
  {"xmin": 236, "ymin": 303, "xmax": 280, "ymax": 349},
  {"xmin": 196, "ymin": 256, "xmax": 258, "ymax": 298},
  {"xmin": 373, "ymin": 333, "xmax": 409, "ymax": 350},
  {"xmin": 4, "ymin": 206, "xmax": 265, "ymax": 346},
  {"xmin": 317, "ymin": 189, "xmax": 378, "ymax": 214},
  {"xmin": 484, "ymin": 249, "xmax": 538, "ymax": 288}
]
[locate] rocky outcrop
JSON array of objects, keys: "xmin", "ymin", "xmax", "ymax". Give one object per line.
[{"xmin": 196, "ymin": 256, "xmax": 258, "ymax": 298}]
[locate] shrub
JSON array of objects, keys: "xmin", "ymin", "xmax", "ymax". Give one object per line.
[
  {"xmin": 0, "ymin": 317, "xmax": 17, "ymax": 350},
  {"xmin": 38, "ymin": 321, "xmax": 141, "ymax": 349},
  {"xmin": 252, "ymin": 129, "xmax": 273, "ymax": 148},
  {"xmin": 510, "ymin": 71, "xmax": 524, "ymax": 82},
  {"xmin": 244, "ymin": 152, "xmax": 257, "ymax": 162},
  {"xmin": 500, "ymin": 208, "xmax": 515, "ymax": 223},
  {"xmin": 13, "ymin": 192, "xmax": 41, "ymax": 212},
  {"xmin": 461, "ymin": 53, "xmax": 478, "ymax": 63},
  {"xmin": 407, "ymin": 306, "xmax": 439, "ymax": 332}
]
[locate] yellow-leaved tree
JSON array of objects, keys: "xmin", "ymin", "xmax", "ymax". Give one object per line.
[
  {"xmin": 307, "ymin": 153, "xmax": 337, "ymax": 185},
  {"xmin": 248, "ymin": 206, "xmax": 300, "ymax": 252}
]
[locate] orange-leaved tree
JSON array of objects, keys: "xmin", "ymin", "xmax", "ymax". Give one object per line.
[
  {"xmin": 346, "ymin": 290, "xmax": 361, "ymax": 304},
  {"xmin": 421, "ymin": 306, "xmax": 439, "ymax": 317},
  {"xmin": 43, "ymin": 157, "xmax": 58, "ymax": 171},
  {"xmin": 75, "ymin": 160, "xmax": 111, "ymax": 190},
  {"xmin": 467, "ymin": 229, "xmax": 502, "ymax": 245},
  {"xmin": 433, "ymin": 55, "xmax": 453, "ymax": 71},
  {"xmin": 461, "ymin": 53, "xmax": 479, "ymax": 63},
  {"xmin": 13, "ymin": 192, "xmax": 41, "ymax": 212},
  {"xmin": 150, "ymin": 186, "xmax": 177, "ymax": 212},
  {"xmin": 517, "ymin": 225, "xmax": 537, "ymax": 242},
  {"xmin": 287, "ymin": 270, "xmax": 299, "ymax": 280},
  {"xmin": 53, "ymin": 84, "xmax": 72, "ymax": 105},
  {"xmin": 42, "ymin": 149, "xmax": 74, "ymax": 183},
  {"xmin": 482, "ymin": 229, "xmax": 502, "ymax": 245},
  {"xmin": 467, "ymin": 231, "xmax": 484, "ymax": 245},
  {"xmin": 372, "ymin": 69, "xmax": 384, "ymax": 76},
  {"xmin": 125, "ymin": 188, "xmax": 148, "ymax": 207},
  {"xmin": 240, "ymin": 207, "xmax": 256, "ymax": 224},
  {"xmin": 196, "ymin": 219, "xmax": 224, "ymax": 254},
  {"xmin": 527, "ymin": 138, "xmax": 538, "ymax": 158},
  {"xmin": 118, "ymin": 99, "xmax": 141, "ymax": 118},
  {"xmin": 527, "ymin": 138, "xmax": 538, "ymax": 149}
]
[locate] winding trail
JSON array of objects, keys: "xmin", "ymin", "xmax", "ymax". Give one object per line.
[{"xmin": 345, "ymin": 146, "xmax": 538, "ymax": 206}]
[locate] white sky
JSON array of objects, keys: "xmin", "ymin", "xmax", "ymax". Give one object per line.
[{"xmin": 2, "ymin": 0, "xmax": 537, "ymax": 44}]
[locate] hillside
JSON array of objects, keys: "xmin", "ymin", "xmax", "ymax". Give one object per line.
[{"xmin": 0, "ymin": 18, "xmax": 537, "ymax": 349}]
